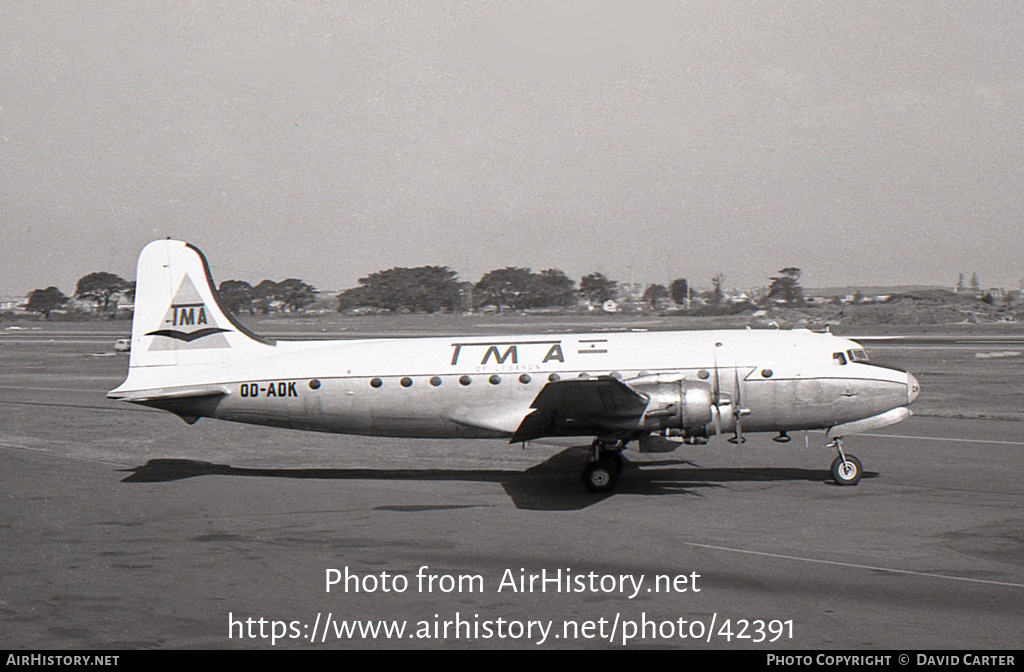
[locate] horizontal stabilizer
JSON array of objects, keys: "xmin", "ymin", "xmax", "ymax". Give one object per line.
[{"xmin": 107, "ymin": 384, "xmax": 229, "ymax": 404}]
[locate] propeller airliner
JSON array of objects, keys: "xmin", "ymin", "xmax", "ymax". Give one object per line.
[{"xmin": 109, "ymin": 240, "xmax": 920, "ymax": 493}]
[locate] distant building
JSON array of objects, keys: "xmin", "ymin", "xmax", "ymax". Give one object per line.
[
  {"xmin": 69, "ymin": 291, "xmax": 135, "ymax": 314},
  {"xmin": 728, "ymin": 290, "xmax": 756, "ymax": 304},
  {"xmin": 458, "ymin": 282, "xmax": 474, "ymax": 313},
  {"xmin": 615, "ymin": 283, "xmax": 645, "ymax": 305}
]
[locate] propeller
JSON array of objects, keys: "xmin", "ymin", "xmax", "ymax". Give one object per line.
[
  {"xmin": 713, "ymin": 342, "xmax": 749, "ymax": 444},
  {"xmin": 727, "ymin": 364, "xmax": 746, "ymax": 444},
  {"xmin": 712, "ymin": 344, "xmax": 723, "ymax": 439}
]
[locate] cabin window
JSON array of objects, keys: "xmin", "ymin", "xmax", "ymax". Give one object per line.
[
  {"xmin": 519, "ymin": 374, "xmax": 531, "ymax": 384},
  {"xmin": 309, "ymin": 379, "xmax": 321, "ymax": 390},
  {"xmin": 459, "ymin": 375, "xmax": 472, "ymax": 386},
  {"xmin": 489, "ymin": 375, "xmax": 501, "ymax": 385},
  {"xmin": 429, "ymin": 376, "xmax": 442, "ymax": 387},
  {"xmin": 697, "ymin": 369, "xmax": 710, "ymax": 379},
  {"xmin": 400, "ymin": 377, "xmax": 413, "ymax": 387},
  {"xmin": 848, "ymin": 349, "xmax": 869, "ymax": 362},
  {"xmin": 833, "ymin": 352, "xmax": 847, "ymax": 365},
  {"xmin": 761, "ymin": 369, "xmax": 773, "ymax": 378},
  {"xmin": 548, "ymin": 373, "xmax": 561, "ymax": 382},
  {"xmin": 370, "ymin": 378, "xmax": 383, "ymax": 388}
]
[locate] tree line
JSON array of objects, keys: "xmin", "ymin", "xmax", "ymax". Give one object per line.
[
  {"xmin": 22, "ymin": 273, "xmax": 319, "ymax": 319},
  {"xmin": 216, "ymin": 279, "xmax": 318, "ymax": 314},
  {"xmin": 334, "ymin": 266, "xmax": 694, "ymax": 314},
  {"xmin": 25, "ymin": 272, "xmax": 135, "ymax": 319},
  {"xmin": 332, "ymin": 266, "xmax": 807, "ymax": 314},
  {"xmin": 21, "ymin": 264, "xmax": 809, "ymax": 319}
]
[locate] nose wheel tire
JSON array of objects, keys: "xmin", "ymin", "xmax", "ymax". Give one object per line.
[
  {"xmin": 830, "ymin": 454, "xmax": 863, "ymax": 486},
  {"xmin": 582, "ymin": 458, "xmax": 619, "ymax": 493}
]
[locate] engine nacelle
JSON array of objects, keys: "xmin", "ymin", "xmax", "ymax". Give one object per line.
[{"xmin": 627, "ymin": 375, "xmax": 714, "ymax": 434}]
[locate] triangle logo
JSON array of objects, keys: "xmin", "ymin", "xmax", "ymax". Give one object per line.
[{"xmin": 146, "ymin": 275, "xmax": 231, "ymax": 350}]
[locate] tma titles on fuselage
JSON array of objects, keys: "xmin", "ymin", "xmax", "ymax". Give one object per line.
[{"xmin": 108, "ymin": 239, "xmax": 920, "ymax": 493}]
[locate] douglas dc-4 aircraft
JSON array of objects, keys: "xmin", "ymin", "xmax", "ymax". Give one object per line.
[{"xmin": 109, "ymin": 240, "xmax": 920, "ymax": 493}]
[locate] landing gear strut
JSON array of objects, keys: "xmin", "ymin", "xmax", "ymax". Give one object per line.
[
  {"xmin": 581, "ymin": 439, "xmax": 626, "ymax": 493},
  {"xmin": 827, "ymin": 437, "xmax": 863, "ymax": 486}
]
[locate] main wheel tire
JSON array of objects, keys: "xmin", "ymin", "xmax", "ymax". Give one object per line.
[
  {"xmin": 582, "ymin": 458, "xmax": 619, "ymax": 493},
  {"xmin": 830, "ymin": 454, "xmax": 863, "ymax": 486}
]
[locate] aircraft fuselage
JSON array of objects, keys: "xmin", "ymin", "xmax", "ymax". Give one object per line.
[{"xmin": 144, "ymin": 329, "xmax": 916, "ymax": 441}]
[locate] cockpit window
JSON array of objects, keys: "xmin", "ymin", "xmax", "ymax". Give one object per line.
[
  {"xmin": 847, "ymin": 349, "xmax": 869, "ymax": 362},
  {"xmin": 833, "ymin": 352, "xmax": 847, "ymax": 365}
]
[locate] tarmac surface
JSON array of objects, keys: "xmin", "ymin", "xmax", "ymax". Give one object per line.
[{"xmin": 2, "ymin": 325, "xmax": 1023, "ymax": 649}]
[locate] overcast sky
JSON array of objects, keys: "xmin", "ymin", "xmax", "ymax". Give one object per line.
[{"xmin": 1, "ymin": 1, "xmax": 1022, "ymax": 296}]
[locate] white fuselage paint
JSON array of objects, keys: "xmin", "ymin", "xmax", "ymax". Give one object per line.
[{"xmin": 139, "ymin": 329, "xmax": 915, "ymax": 440}]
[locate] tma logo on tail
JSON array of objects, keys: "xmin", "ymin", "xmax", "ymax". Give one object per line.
[{"xmin": 145, "ymin": 275, "xmax": 231, "ymax": 350}]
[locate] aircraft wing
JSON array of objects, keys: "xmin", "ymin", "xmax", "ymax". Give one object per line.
[{"xmin": 510, "ymin": 376, "xmax": 649, "ymax": 443}]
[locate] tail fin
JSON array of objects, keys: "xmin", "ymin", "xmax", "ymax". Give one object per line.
[{"xmin": 117, "ymin": 239, "xmax": 274, "ymax": 377}]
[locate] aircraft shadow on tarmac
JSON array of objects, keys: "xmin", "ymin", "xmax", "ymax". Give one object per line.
[{"xmin": 120, "ymin": 447, "xmax": 876, "ymax": 511}]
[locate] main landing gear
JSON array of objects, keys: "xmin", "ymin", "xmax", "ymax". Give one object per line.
[
  {"xmin": 827, "ymin": 437, "xmax": 863, "ymax": 486},
  {"xmin": 581, "ymin": 439, "xmax": 626, "ymax": 493}
]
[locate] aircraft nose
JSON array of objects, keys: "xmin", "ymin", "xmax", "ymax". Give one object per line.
[{"xmin": 907, "ymin": 372, "xmax": 920, "ymax": 405}]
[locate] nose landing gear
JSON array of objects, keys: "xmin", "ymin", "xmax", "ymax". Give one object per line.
[{"xmin": 827, "ymin": 437, "xmax": 863, "ymax": 486}]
